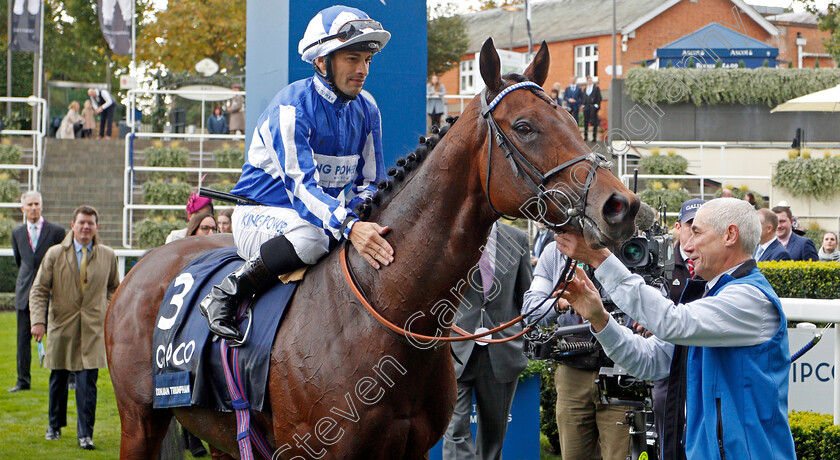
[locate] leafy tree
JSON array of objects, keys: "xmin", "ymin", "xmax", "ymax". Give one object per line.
[
  {"xmin": 427, "ymin": 2, "xmax": 469, "ymax": 77},
  {"xmin": 472, "ymin": 0, "xmax": 523, "ymax": 11},
  {"xmin": 137, "ymin": 0, "xmax": 245, "ymax": 75},
  {"xmin": 800, "ymin": 1, "xmax": 840, "ymax": 65}
]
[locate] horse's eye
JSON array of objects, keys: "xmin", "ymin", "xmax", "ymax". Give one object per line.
[{"xmin": 514, "ymin": 122, "xmax": 533, "ymax": 135}]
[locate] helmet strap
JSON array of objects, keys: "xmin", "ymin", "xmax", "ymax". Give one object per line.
[{"xmin": 313, "ymin": 54, "xmax": 357, "ymax": 101}]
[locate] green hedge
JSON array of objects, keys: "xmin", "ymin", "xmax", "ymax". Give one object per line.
[
  {"xmin": 640, "ymin": 152, "xmax": 688, "ymax": 175},
  {"xmin": 144, "ymin": 145, "xmax": 189, "ymax": 181},
  {"xmin": 213, "ymin": 146, "xmax": 245, "ymax": 169},
  {"xmin": 788, "ymin": 411, "xmax": 840, "ymax": 460},
  {"xmin": 773, "ymin": 157, "xmax": 840, "ymax": 200},
  {"xmin": 0, "ymin": 257, "xmax": 16, "ymax": 292},
  {"xmin": 759, "ymin": 261, "xmax": 840, "ymax": 299},
  {"xmin": 638, "ymin": 187, "xmax": 691, "ymax": 215},
  {"xmin": 625, "ymin": 68, "xmax": 840, "ymax": 107},
  {"xmin": 0, "ymin": 143, "xmax": 22, "ymax": 164},
  {"xmin": 135, "ymin": 219, "xmax": 186, "ymax": 248}
]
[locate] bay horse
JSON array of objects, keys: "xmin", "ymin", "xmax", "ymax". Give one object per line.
[{"xmin": 105, "ymin": 39, "xmax": 639, "ymax": 459}]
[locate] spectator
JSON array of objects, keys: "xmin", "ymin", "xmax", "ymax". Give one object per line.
[
  {"xmin": 744, "ymin": 192, "xmax": 759, "ymax": 209},
  {"xmin": 426, "ymin": 75, "xmax": 446, "ymax": 129},
  {"xmin": 226, "ymin": 83, "xmax": 245, "ymax": 135},
  {"xmin": 531, "ymin": 221, "xmax": 553, "ymax": 266},
  {"xmin": 754, "ymin": 209, "xmax": 791, "ymax": 262},
  {"xmin": 581, "ymin": 75, "xmax": 601, "ymax": 142},
  {"xmin": 165, "ymin": 190, "xmax": 214, "ymax": 244},
  {"xmin": 773, "ymin": 205, "xmax": 818, "ymax": 261},
  {"xmin": 30, "ymin": 205, "xmax": 119, "ymax": 450},
  {"xmin": 207, "ymin": 106, "xmax": 228, "ymax": 134},
  {"xmin": 80, "ymin": 100, "xmax": 96, "ymax": 139},
  {"xmin": 9, "ymin": 191, "xmax": 65, "ymax": 393},
  {"xmin": 819, "ymin": 231, "xmax": 840, "ymax": 261},
  {"xmin": 186, "ymin": 212, "xmax": 217, "ymax": 237},
  {"xmin": 549, "ymin": 88, "xmax": 560, "ymax": 105},
  {"xmin": 563, "ymin": 76, "xmax": 582, "ymax": 123},
  {"xmin": 443, "ymin": 222, "xmax": 532, "ymax": 459},
  {"xmin": 522, "ymin": 234, "xmax": 630, "ymax": 460},
  {"xmin": 217, "ymin": 208, "xmax": 233, "ymax": 233},
  {"xmin": 87, "ymin": 88, "xmax": 116, "ymax": 139},
  {"xmin": 721, "ymin": 188, "xmax": 733, "ymax": 198},
  {"xmin": 554, "ymin": 198, "xmax": 796, "ymax": 459},
  {"xmin": 56, "ymin": 101, "xmax": 83, "ymax": 139}
]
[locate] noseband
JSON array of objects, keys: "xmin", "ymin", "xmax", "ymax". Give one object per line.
[{"xmin": 479, "ymin": 81, "xmax": 612, "ymax": 231}]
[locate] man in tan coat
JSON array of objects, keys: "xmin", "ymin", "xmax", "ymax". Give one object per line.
[
  {"xmin": 226, "ymin": 83, "xmax": 245, "ymax": 134},
  {"xmin": 30, "ymin": 205, "xmax": 119, "ymax": 450}
]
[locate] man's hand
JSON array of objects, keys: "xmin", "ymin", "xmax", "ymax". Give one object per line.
[
  {"xmin": 553, "ymin": 233, "xmax": 611, "ymax": 268},
  {"xmin": 31, "ymin": 323, "xmax": 45, "ymax": 342},
  {"xmin": 558, "ymin": 266, "xmax": 611, "ymax": 332},
  {"xmin": 569, "ymin": 97, "xmax": 576, "ymax": 103},
  {"xmin": 95, "ymin": 107, "xmax": 102, "ymax": 114},
  {"xmin": 349, "ymin": 221, "xmax": 394, "ymax": 269}
]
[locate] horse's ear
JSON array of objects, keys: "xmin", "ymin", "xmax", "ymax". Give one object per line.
[
  {"xmin": 523, "ymin": 41, "xmax": 550, "ymax": 86},
  {"xmin": 479, "ymin": 38, "xmax": 503, "ymax": 93}
]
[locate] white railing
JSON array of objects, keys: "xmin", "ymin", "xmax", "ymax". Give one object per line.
[
  {"xmin": 439, "ymin": 94, "xmax": 475, "ymax": 115},
  {"xmin": 0, "ymin": 96, "xmax": 48, "ymax": 193},
  {"xmin": 782, "ymin": 299, "xmax": 840, "ymax": 425},
  {"xmin": 122, "ymin": 88, "xmax": 245, "ymax": 248}
]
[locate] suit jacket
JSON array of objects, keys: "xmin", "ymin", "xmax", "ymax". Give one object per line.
[
  {"xmin": 451, "ymin": 223, "xmax": 533, "ymax": 383},
  {"xmin": 783, "ymin": 232, "xmax": 818, "ymax": 261},
  {"xmin": 758, "ymin": 239, "xmax": 791, "ymax": 262},
  {"xmin": 563, "ymin": 85, "xmax": 582, "ymax": 112},
  {"xmin": 532, "ymin": 229, "xmax": 554, "ymax": 259},
  {"xmin": 29, "ymin": 232, "xmax": 119, "ymax": 370},
  {"xmin": 11, "ymin": 219, "xmax": 65, "ymax": 311},
  {"xmin": 581, "ymin": 85, "xmax": 601, "ymax": 111},
  {"xmin": 669, "ymin": 243, "xmax": 693, "ymax": 303}
]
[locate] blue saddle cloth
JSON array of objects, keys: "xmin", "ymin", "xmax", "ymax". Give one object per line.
[{"xmin": 152, "ymin": 247, "xmax": 297, "ymax": 411}]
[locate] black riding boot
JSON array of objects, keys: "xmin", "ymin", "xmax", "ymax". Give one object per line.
[{"xmin": 199, "ymin": 235, "xmax": 306, "ymax": 341}]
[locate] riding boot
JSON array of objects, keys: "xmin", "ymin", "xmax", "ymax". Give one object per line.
[{"xmin": 199, "ymin": 253, "xmax": 276, "ymax": 341}]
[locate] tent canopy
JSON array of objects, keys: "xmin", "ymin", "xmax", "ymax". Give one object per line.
[{"xmin": 655, "ymin": 22, "xmax": 778, "ymax": 69}]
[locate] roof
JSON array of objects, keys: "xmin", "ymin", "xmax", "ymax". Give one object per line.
[
  {"xmin": 766, "ymin": 11, "xmax": 819, "ymax": 25},
  {"xmin": 458, "ymin": 0, "xmax": 778, "ymax": 54},
  {"xmin": 459, "ymin": 0, "xmax": 673, "ymax": 53},
  {"xmin": 658, "ymin": 22, "xmax": 776, "ymax": 52},
  {"xmin": 747, "ymin": 3, "xmax": 787, "ymax": 16}
]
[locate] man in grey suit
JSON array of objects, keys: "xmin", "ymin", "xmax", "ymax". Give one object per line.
[
  {"xmin": 443, "ymin": 222, "xmax": 533, "ymax": 460},
  {"xmin": 9, "ymin": 191, "xmax": 65, "ymax": 392}
]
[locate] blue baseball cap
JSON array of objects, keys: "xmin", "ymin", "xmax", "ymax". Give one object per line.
[{"xmin": 678, "ymin": 199, "xmax": 705, "ymax": 223}]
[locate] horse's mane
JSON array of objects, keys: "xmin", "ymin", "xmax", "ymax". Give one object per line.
[{"xmin": 353, "ymin": 116, "xmax": 458, "ymax": 221}]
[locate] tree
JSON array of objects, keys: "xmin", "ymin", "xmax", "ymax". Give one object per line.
[
  {"xmin": 137, "ymin": 0, "xmax": 246, "ymax": 75},
  {"xmin": 472, "ymin": 0, "xmax": 523, "ymax": 11},
  {"xmin": 800, "ymin": 1, "xmax": 840, "ymax": 65},
  {"xmin": 427, "ymin": 2, "xmax": 469, "ymax": 77}
]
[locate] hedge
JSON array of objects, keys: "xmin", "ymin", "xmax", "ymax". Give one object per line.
[
  {"xmin": 758, "ymin": 261, "xmax": 840, "ymax": 299},
  {"xmin": 773, "ymin": 157, "xmax": 840, "ymax": 200},
  {"xmin": 136, "ymin": 219, "xmax": 186, "ymax": 248},
  {"xmin": 625, "ymin": 68, "xmax": 840, "ymax": 107}
]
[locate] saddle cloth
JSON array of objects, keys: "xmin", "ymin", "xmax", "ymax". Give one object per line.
[{"xmin": 152, "ymin": 247, "xmax": 297, "ymax": 411}]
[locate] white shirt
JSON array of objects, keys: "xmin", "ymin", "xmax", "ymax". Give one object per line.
[
  {"xmin": 590, "ymin": 255, "xmax": 781, "ymax": 380},
  {"xmin": 754, "ymin": 237, "xmax": 777, "ymax": 260}
]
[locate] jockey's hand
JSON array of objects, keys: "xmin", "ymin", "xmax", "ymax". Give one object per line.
[
  {"xmin": 557, "ymin": 266, "xmax": 610, "ymax": 332},
  {"xmin": 349, "ymin": 221, "xmax": 394, "ymax": 269},
  {"xmin": 553, "ymin": 233, "xmax": 611, "ymax": 268},
  {"xmin": 31, "ymin": 323, "xmax": 45, "ymax": 342}
]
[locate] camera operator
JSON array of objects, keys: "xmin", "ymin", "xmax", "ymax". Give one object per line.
[
  {"xmin": 522, "ymin": 234, "xmax": 630, "ymax": 460},
  {"xmin": 554, "ymin": 198, "xmax": 796, "ymax": 459}
]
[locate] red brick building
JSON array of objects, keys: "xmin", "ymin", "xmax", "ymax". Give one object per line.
[{"xmin": 437, "ymin": 0, "xmax": 834, "ymax": 120}]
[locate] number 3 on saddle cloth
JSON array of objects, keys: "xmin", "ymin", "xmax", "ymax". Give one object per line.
[{"xmin": 152, "ymin": 247, "xmax": 297, "ymax": 411}]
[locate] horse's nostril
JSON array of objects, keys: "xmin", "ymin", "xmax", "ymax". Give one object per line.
[{"xmin": 603, "ymin": 193, "xmax": 630, "ymax": 224}]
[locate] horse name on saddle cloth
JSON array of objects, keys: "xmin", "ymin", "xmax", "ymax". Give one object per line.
[{"xmin": 152, "ymin": 247, "xmax": 297, "ymax": 410}]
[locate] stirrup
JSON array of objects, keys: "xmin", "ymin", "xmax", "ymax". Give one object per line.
[{"xmin": 226, "ymin": 302, "xmax": 254, "ymax": 348}]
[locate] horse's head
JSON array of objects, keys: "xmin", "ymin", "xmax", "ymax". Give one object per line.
[{"xmin": 475, "ymin": 38, "xmax": 638, "ymax": 248}]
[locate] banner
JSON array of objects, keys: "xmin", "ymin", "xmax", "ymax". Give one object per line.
[
  {"xmin": 98, "ymin": 0, "xmax": 133, "ymax": 55},
  {"xmin": 10, "ymin": 0, "xmax": 42, "ymax": 53}
]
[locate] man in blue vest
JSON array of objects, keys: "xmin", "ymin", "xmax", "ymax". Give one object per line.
[
  {"xmin": 199, "ymin": 5, "xmax": 393, "ymax": 342},
  {"xmin": 552, "ymin": 198, "xmax": 795, "ymax": 460}
]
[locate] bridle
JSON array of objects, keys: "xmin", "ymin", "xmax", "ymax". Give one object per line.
[{"xmin": 479, "ymin": 81, "xmax": 612, "ymax": 231}]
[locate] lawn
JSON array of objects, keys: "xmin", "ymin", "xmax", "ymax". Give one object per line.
[{"xmin": 0, "ymin": 311, "xmax": 563, "ymax": 459}]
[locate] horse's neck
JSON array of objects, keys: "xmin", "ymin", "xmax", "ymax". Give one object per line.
[{"xmin": 352, "ymin": 116, "xmax": 498, "ymax": 333}]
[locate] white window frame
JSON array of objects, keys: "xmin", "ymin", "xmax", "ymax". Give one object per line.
[
  {"xmin": 575, "ymin": 44, "xmax": 599, "ymax": 79},
  {"xmin": 459, "ymin": 59, "xmax": 476, "ymax": 95}
]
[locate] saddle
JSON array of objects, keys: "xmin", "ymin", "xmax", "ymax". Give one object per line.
[{"xmin": 152, "ymin": 247, "xmax": 298, "ymax": 411}]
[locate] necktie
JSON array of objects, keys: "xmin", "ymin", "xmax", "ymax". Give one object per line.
[
  {"xmin": 478, "ymin": 249, "xmax": 494, "ymax": 299},
  {"xmin": 29, "ymin": 225, "xmax": 38, "ymax": 251},
  {"xmin": 80, "ymin": 247, "xmax": 89, "ymax": 295},
  {"xmin": 686, "ymin": 258, "xmax": 695, "ymax": 278},
  {"xmin": 754, "ymin": 246, "xmax": 764, "ymax": 261}
]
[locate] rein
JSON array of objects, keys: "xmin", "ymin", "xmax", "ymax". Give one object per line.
[{"xmin": 479, "ymin": 81, "xmax": 612, "ymax": 231}]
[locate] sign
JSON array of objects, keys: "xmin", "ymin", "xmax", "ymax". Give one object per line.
[
  {"xmin": 195, "ymin": 58, "xmax": 220, "ymax": 77},
  {"xmin": 788, "ymin": 328, "xmax": 834, "ymax": 414},
  {"xmin": 428, "ymin": 375, "xmax": 540, "ymax": 459},
  {"xmin": 97, "ymin": 0, "xmax": 132, "ymax": 55},
  {"xmin": 605, "ymin": 65, "xmax": 623, "ymax": 77},
  {"xmin": 120, "ymin": 75, "xmax": 137, "ymax": 90},
  {"xmin": 10, "ymin": 0, "xmax": 41, "ymax": 53},
  {"xmin": 177, "ymin": 85, "xmax": 236, "ymax": 102}
]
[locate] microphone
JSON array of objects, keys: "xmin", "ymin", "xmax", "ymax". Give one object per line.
[{"xmin": 635, "ymin": 202, "xmax": 656, "ymax": 233}]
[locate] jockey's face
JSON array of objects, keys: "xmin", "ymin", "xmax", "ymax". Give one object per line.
[{"xmin": 318, "ymin": 49, "xmax": 373, "ymax": 98}]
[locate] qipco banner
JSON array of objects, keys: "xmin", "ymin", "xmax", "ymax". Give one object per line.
[
  {"xmin": 98, "ymin": 0, "xmax": 133, "ymax": 55},
  {"xmin": 10, "ymin": 0, "xmax": 42, "ymax": 53}
]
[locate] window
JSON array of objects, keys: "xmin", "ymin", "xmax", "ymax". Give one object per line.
[
  {"xmin": 575, "ymin": 44, "xmax": 598, "ymax": 78},
  {"xmin": 460, "ymin": 59, "xmax": 476, "ymax": 94}
]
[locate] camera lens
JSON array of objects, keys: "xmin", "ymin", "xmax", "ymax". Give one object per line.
[{"xmin": 622, "ymin": 242, "xmax": 645, "ymax": 264}]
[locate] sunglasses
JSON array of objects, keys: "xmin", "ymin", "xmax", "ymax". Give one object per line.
[{"xmin": 304, "ymin": 19, "xmax": 383, "ymax": 52}]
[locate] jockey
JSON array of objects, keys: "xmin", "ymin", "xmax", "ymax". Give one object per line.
[{"xmin": 200, "ymin": 5, "xmax": 395, "ymax": 341}]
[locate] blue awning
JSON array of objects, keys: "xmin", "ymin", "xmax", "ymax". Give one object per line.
[{"xmin": 655, "ymin": 22, "xmax": 778, "ymax": 69}]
